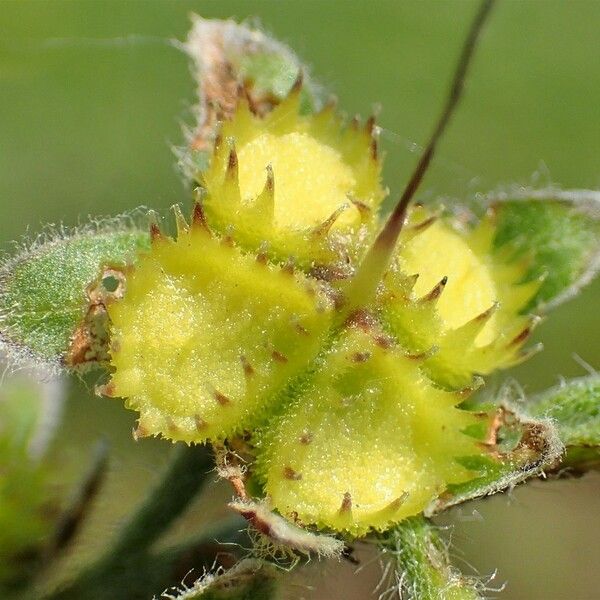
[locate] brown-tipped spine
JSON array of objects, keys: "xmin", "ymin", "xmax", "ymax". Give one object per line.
[
  {"xmin": 509, "ymin": 315, "xmax": 542, "ymax": 347},
  {"xmin": 283, "ymin": 466, "xmax": 302, "ymax": 481},
  {"xmin": 421, "ymin": 276, "xmax": 448, "ymax": 302},
  {"xmin": 226, "ymin": 145, "xmax": 239, "ymax": 180},
  {"xmin": 339, "ymin": 492, "xmax": 353, "ymax": 514},
  {"xmin": 194, "ymin": 415, "xmax": 208, "ymax": 431},
  {"xmin": 272, "ymin": 350, "xmax": 289, "ymax": 364},
  {"xmin": 214, "ymin": 390, "xmax": 232, "ymax": 406},
  {"xmin": 290, "ymin": 70, "xmax": 304, "ymax": 95},
  {"xmin": 172, "ymin": 204, "xmax": 189, "ymax": 235},
  {"xmin": 149, "ymin": 222, "xmax": 162, "ymax": 243},
  {"xmin": 191, "ymin": 196, "xmax": 209, "ymax": 231},
  {"xmin": 365, "ymin": 115, "xmax": 376, "ymax": 135},
  {"xmin": 370, "ymin": 137, "xmax": 378, "ymax": 160},
  {"xmin": 312, "ymin": 204, "xmax": 348, "ymax": 237},
  {"xmin": 240, "ymin": 355, "xmax": 255, "ymax": 378},
  {"xmin": 132, "ymin": 421, "xmax": 149, "ymax": 441},
  {"xmin": 282, "ymin": 257, "xmax": 295, "ymax": 276}
]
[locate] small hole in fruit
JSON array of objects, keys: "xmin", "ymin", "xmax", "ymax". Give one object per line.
[{"xmin": 102, "ymin": 274, "xmax": 120, "ymax": 293}]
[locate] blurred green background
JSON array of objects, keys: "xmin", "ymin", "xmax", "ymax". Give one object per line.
[{"xmin": 1, "ymin": 1, "xmax": 599, "ymax": 598}]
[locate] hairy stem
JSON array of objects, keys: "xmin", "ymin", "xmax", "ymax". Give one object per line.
[{"xmin": 378, "ymin": 516, "xmax": 483, "ymax": 600}]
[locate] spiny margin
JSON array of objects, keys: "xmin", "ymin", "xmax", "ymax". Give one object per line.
[
  {"xmin": 253, "ymin": 322, "xmax": 486, "ymax": 535},
  {"xmin": 0, "ymin": 211, "xmax": 150, "ymax": 373},
  {"xmin": 106, "ymin": 204, "xmax": 334, "ymax": 443},
  {"xmin": 379, "ymin": 207, "xmax": 543, "ymax": 390},
  {"xmin": 196, "ymin": 86, "xmax": 384, "ymax": 271}
]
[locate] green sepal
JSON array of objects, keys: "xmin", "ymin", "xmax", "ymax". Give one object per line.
[
  {"xmin": 0, "ymin": 218, "xmax": 149, "ymax": 369},
  {"xmin": 489, "ymin": 189, "xmax": 600, "ymax": 310},
  {"xmin": 378, "ymin": 516, "xmax": 483, "ymax": 600},
  {"xmin": 182, "ymin": 16, "xmax": 319, "ymax": 176},
  {"xmin": 426, "ymin": 403, "xmax": 563, "ymax": 514},
  {"xmin": 528, "ymin": 374, "xmax": 600, "ymax": 473},
  {"xmin": 238, "ymin": 51, "xmax": 316, "ymax": 114}
]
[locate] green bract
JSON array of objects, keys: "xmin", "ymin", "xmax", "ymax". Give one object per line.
[{"xmin": 0, "ymin": 220, "xmax": 149, "ymax": 369}]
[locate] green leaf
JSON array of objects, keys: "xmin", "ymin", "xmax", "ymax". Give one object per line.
[
  {"xmin": 0, "ymin": 217, "xmax": 149, "ymax": 369},
  {"xmin": 379, "ymin": 516, "xmax": 482, "ymax": 600},
  {"xmin": 528, "ymin": 374, "xmax": 600, "ymax": 472},
  {"xmin": 488, "ymin": 189, "xmax": 600, "ymax": 311}
]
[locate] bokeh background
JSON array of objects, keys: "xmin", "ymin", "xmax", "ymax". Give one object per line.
[{"xmin": 1, "ymin": 1, "xmax": 599, "ymax": 598}]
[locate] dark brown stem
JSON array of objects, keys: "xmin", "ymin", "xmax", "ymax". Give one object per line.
[
  {"xmin": 375, "ymin": 0, "xmax": 495, "ymax": 253},
  {"xmin": 342, "ymin": 0, "xmax": 496, "ymax": 319}
]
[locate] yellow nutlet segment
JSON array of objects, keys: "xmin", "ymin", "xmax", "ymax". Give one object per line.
[
  {"xmin": 199, "ymin": 84, "xmax": 385, "ymax": 270},
  {"xmin": 381, "ymin": 210, "xmax": 542, "ymax": 389},
  {"xmin": 255, "ymin": 326, "xmax": 480, "ymax": 535},
  {"xmin": 107, "ymin": 210, "xmax": 333, "ymax": 443}
]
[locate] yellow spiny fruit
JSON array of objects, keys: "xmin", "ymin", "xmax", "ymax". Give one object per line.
[
  {"xmin": 381, "ymin": 209, "xmax": 543, "ymax": 390},
  {"xmin": 254, "ymin": 325, "xmax": 480, "ymax": 535},
  {"xmin": 197, "ymin": 78, "xmax": 385, "ymax": 271},
  {"xmin": 106, "ymin": 88, "xmax": 543, "ymax": 534},
  {"xmin": 107, "ymin": 209, "xmax": 334, "ymax": 443}
]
